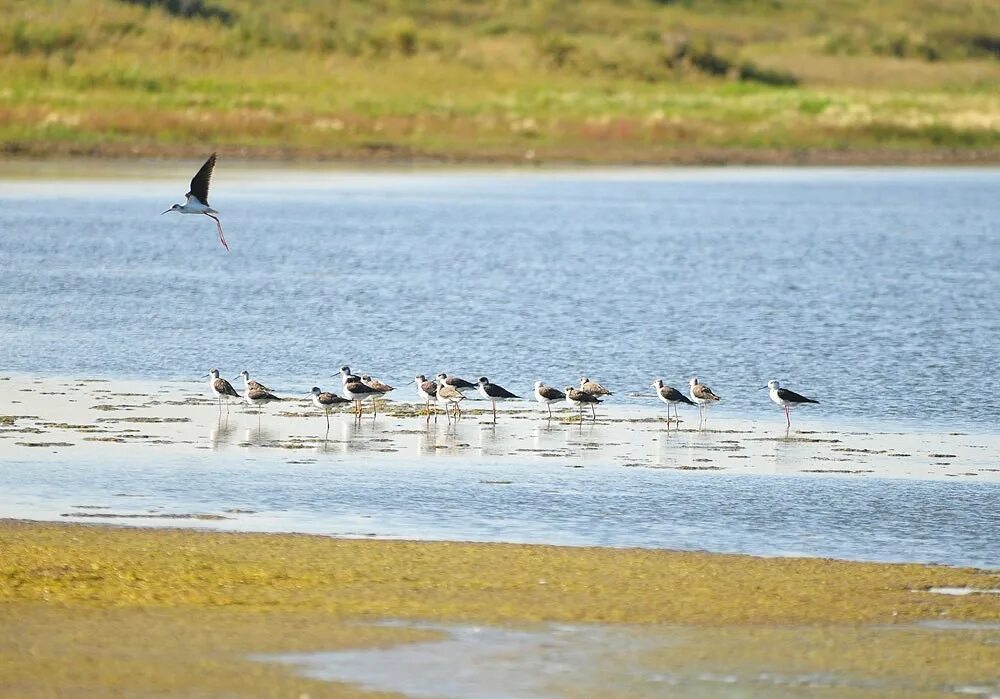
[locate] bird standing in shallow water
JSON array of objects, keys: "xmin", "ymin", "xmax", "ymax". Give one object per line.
[
  {"xmin": 308, "ymin": 386, "xmax": 349, "ymax": 429},
  {"xmin": 342, "ymin": 377, "xmax": 380, "ymax": 421},
  {"xmin": 362, "ymin": 374, "xmax": 394, "ymax": 415},
  {"xmin": 234, "ymin": 370, "xmax": 270, "ymax": 394},
  {"xmin": 580, "ymin": 377, "xmax": 612, "ymax": 398},
  {"xmin": 651, "ymin": 379, "xmax": 695, "ymax": 425},
  {"xmin": 533, "ymin": 381, "xmax": 565, "ymax": 419},
  {"xmin": 161, "ymin": 153, "xmax": 229, "ymax": 251},
  {"xmin": 565, "ymin": 386, "xmax": 601, "ymax": 421},
  {"xmin": 764, "ymin": 379, "xmax": 818, "ymax": 429},
  {"xmin": 477, "ymin": 377, "xmax": 520, "ymax": 424},
  {"xmin": 412, "ymin": 375, "xmax": 438, "ymax": 422},
  {"xmin": 436, "ymin": 373, "xmax": 477, "ymax": 391},
  {"xmin": 205, "ymin": 368, "xmax": 239, "ymax": 412},
  {"xmin": 689, "ymin": 376, "xmax": 721, "ymax": 428},
  {"xmin": 236, "ymin": 372, "xmax": 281, "ymax": 426},
  {"xmin": 435, "ymin": 377, "xmax": 466, "ymax": 422}
]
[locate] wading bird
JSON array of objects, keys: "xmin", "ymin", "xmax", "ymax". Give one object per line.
[
  {"xmin": 763, "ymin": 379, "xmax": 819, "ymax": 429},
  {"xmin": 689, "ymin": 376, "xmax": 721, "ymax": 427},
  {"xmin": 533, "ymin": 381, "xmax": 566, "ymax": 419},
  {"xmin": 234, "ymin": 370, "xmax": 270, "ymax": 393},
  {"xmin": 435, "ymin": 377, "xmax": 466, "ymax": 422},
  {"xmin": 565, "ymin": 386, "xmax": 601, "ymax": 421},
  {"xmin": 580, "ymin": 377, "xmax": 612, "ymax": 399},
  {"xmin": 308, "ymin": 386, "xmax": 349, "ymax": 428},
  {"xmin": 477, "ymin": 377, "xmax": 520, "ymax": 423},
  {"xmin": 436, "ymin": 373, "xmax": 477, "ymax": 391},
  {"xmin": 651, "ymin": 378, "xmax": 695, "ymax": 424},
  {"xmin": 236, "ymin": 372, "xmax": 281, "ymax": 425},
  {"xmin": 411, "ymin": 375, "xmax": 438, "ymax": 422},
  {"xmin": 204, "ymin": 368, "xmax": 240, "ymax": 412},
  {"xmin": 161, "ymin": 153, "xmax": 228, "ymax": 251},
  {"xmin": 342, "ymin": 377, "xmax": 380, "ymax": 420}
]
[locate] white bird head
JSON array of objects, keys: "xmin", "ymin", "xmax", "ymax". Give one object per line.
[
  {"xmin": 533, "ymin": 380, "xmax": 544, "ymax": 389},
  {"xmin": 651, "ymin": 379, "xmax": 663, "ymax": 388},
  {"xmin": 689, "ymin": 376, "xmax": 699, "ymax": 386},
  {"xmin": 339, "ymin": 366, "xmax": 351, "ymax": 375},
  {"xmin": 767, "ymin": 379, "xmax": 780, "ymax": 390},
  {"xmin": 161, "ymin": 203, "xmax": 182, "ymax": 215}
]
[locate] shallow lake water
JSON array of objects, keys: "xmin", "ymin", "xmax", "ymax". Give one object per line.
[{"xmin": 1, "ymin": 166, "xmax": 998, "ymax": 429}]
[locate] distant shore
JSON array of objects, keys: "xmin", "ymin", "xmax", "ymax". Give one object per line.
[{"xmin": 4, "ymin": 142, "xmax": 1000, "ymax": 167}]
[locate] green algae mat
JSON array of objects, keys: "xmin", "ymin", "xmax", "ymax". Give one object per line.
[{"xmin": 2, "ymin": 520, "xmax": 998, "ymax": 697}]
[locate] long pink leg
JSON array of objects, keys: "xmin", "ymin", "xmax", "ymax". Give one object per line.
[
  {"xmin": 785, "ymin": 405, "xmax": 791, "ymax": 429},
  {"xmin": 207, "ymin": 214, "xmax": 229, "ymax": 251}
]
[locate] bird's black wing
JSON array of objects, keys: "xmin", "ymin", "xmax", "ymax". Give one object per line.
[
  {"xmin": 663, "ymin": 387, "xmax": 695, "ymax": 405},
  {"xmin": 539, "ymin": 386, "xmax": 565, "ymax": 400},
  {"xmin": 489, "ymin": 385, "xmax": 520, "ymax": 399},
  {"xmin": 777, "ymin": 387, "xmax": 818, "ymax": 404},
  {"xmin": 187, "ymin": 152, "xmax": 217, "ymax": 205}
]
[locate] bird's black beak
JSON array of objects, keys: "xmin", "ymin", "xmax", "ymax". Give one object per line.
[
  {"xmin": 161, "ymin": 208, "xmax": 173, "ymax": 215},
  {"xmin": 758, "ymin": 385, "xmax": 769, "ymax": 390},
  {"xmin": 200, "ymin": 374, "xmax": 209, "ymax": 379}
]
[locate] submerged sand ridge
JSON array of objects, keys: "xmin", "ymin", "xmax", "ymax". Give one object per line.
[{"xmin": 2, "ymin": 374, "xmax": 997, "ymax": 481}]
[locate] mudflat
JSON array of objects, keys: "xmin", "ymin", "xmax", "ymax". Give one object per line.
[{"xmin": 2, "ymin": 520, "xmax": 998, "ymax": 697}]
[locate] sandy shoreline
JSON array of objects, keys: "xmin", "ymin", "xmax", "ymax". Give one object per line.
[{"xmin": 1, "ymin": 519, "xmax": 999, "ymax": 697}]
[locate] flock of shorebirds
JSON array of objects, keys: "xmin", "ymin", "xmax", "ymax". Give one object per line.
[
  {"xmin": 205, "ymin": 367, "xmax": 819, "ymax": 429},
  {"xmin": 169, "ymin": 154, "xmax": 819, "ymax": 431}
]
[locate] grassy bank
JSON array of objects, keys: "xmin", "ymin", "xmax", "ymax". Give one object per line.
[
  {"xmin": 1, "ymin": 0, "xmax": 998, "ymax": 163},
  {"xmin": 2, "ymin": 520, "xmax": 999, "ymax": 695}
]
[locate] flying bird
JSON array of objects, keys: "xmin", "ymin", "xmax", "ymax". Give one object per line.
[{"xmin": 162, "ymin": 153, "xmax": 229, "ymax": 251}]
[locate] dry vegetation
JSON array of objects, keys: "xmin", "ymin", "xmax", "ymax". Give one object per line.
[{"xmin": 0, "ymin": 0, "xmax": 998, "ymax": 163}]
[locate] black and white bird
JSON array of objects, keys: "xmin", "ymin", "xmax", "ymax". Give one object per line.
[
  {"xmin": 205, "ymin": 368, "xmax": 240, "ymax": 411},
  {"xmin": 436, "ymin": 373, "xmax": 477, "ymax": 391},
  {"xmin": 689, "ymin": 376, "xmax": 721, "ymax": 427},
  {"xmin": 308, "ymin": 386, "xmax": 349, "ymax": 427},
  {"xmin": 161, "ymin": 153, "xmax": 229, "ymax": 251},
  {"xmin": 651, "ymin": 378, "xmax": 695, "ymax": 423},
  {"xmin": 533, "ymin": 381, "xmax": 565, "ymax": 419},
  {"xmin": 565, "ymin": 386, "xmax": 601, "ymax": 420},
  {"xmin": 477, "ymin": 377, "xmax": 520, "ymax": 423},
  {"xmin": 764, "ymin": 379, "xmax": 819, "ymax": 429}
]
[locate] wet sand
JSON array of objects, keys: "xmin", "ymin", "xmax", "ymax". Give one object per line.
[{"xmin": 1, "ymin": 520, "xmax": 998, "ymax": 697}]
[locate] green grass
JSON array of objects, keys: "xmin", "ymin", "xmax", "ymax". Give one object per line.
[{"xmin": 0, "ymin": 0, "xmax": 998, "ymax": 162}]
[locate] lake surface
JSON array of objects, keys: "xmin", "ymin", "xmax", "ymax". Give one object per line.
[{"xmin": 1, "ymin": 166, "xmax": 998, "ymax": 429}]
